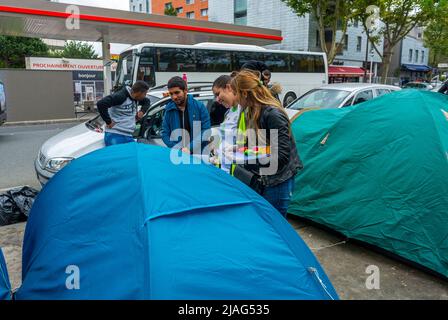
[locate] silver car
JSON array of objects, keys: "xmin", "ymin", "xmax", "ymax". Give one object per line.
[
  {"xmin": 35, "ymin": 86, "xmax": 220, "ymax": 186},
  {"xmin": 287, "ymin": 83, "xmax": 401, "ymax": 110},
  {"xmin": 402, "ymin": 82, "xmax": 434, "ymax": 91}
]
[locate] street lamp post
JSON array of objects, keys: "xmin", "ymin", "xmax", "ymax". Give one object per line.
[{"xmin": 364, "ymin": 38, "xmax": 369, "ymax": 83}]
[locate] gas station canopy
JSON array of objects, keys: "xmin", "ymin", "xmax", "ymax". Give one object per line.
[
  {"xmin": 0, "ymin": 0, "xmax": 282, "ymax": 94},
  {"xmin": 0, "ymin": 0, "xmax": 282, "ymax": 46}
]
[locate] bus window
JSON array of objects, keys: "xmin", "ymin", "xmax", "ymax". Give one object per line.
[
  {"xmin": 263, "ymin": 52, "xmax": 290, "ymax": 72},
  {"xmin": 157, "ymin": 48, "xmax": 196, "ymax": 72},
  {"xmin": 196, "ymin": 50, "xmax": 232, "ymax": 73},
  {"xmin": 291, "ymin": 54, "xmax": 321, "ymax": 73},
  {"xmin": 314, "ymin": 55, "xmax": 326, "ymax": 73},
  {"xmin": 138, "ymin": 47, "xmax": 156, "ymax": 87},
  {"xmin": 232, "ymin": 51, "xmax": 265, "ymax": 70}
]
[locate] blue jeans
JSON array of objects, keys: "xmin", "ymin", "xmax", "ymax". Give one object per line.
[
  {"xmin": 104, "ymin": 132, "xmax": 135, "ymax": 147},
  {"xmin": 261, "ymin": 177, "xmax": 295, "ymax": 218}
]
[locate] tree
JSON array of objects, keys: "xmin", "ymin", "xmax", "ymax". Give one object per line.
[
  {"xmin": 0, "ymin": 36, "xmax": 49, "ymax": 68},
  {"xmin": 354, "ymin": 0, "xmax": 441, "ymax": 82},
  {"xmin": 50, "ymin": 41, "xmax": 98, "ymax": 59},
  {"xmin": 164, "ymin": 6, "xmax": 178, "ymax": 16},
  {"xmin": 423, "ymin": 2, "xmax": 448, "ymax": 67},
  {"xmin": 282, "ymin": 0, "xmax": 358, "ymax": 64}
]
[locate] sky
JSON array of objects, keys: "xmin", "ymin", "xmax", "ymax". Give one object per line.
[
  {"xmin": 55, "ymin": 0, "xmax": 132, "ymax": 54},
  {"xmin": 56, "ymin": 0, "xmax": 129, "ymax": 11}
]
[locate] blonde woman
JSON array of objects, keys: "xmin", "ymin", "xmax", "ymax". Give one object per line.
[{"xmin": 230, "ymin": 70, "xmax": 303, "ymax": 218}]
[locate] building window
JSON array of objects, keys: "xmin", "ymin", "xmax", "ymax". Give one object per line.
[
  {"xmin": 139, "ymin": 4, "xmax": 142, "ymax": 11},
  {"xmin": 356, "ymin": 36, "xmax": 362, "ymax": 52},
  {"xmin": 186, "ymin": 11, "xmax": 195, "ymax": 19},
  {"xmin": 186, "ymin": 0, "xmax": 195, "ymax": 4},
  {"xmin": 132, "ymin": 5, "xmax": 136, "ymax": 11},
  {"xmin": 201, "ymin": 9, "xmax": 208, "ymax": 17},
  {"xmin": 165, "ymin": 2, "xmax": 172, "ymax": 9},
  {"xmin": 415, "ymin": 50, "xmax": 419, "ymax": 63},
  {"xmin": 234, "ymin": 0, "xmax": 248, "ymax": 25},
  {"xmin": 422, "ymin": 50, "xmax": 425, "ymax": 63},
  {"xmin": 343, "ymin": 34, "xmax": 348, "ymax": 50},
  {"xmin": 176, "ymin": 7, "xmax": 183, "ymax": 14},
  {"xmin": 409, "ymin": 49, "xmax": 413, "ymax": 62},
  {"xmin": 354, "ymin": 20, "xmax": 359, "ymax": 28}
]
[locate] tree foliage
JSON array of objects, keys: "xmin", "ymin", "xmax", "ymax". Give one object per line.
[
  {"xmin": 282, "ymin": 0, "xmax": 358, "ymax": 64},
  {"xmin": 0, "ymin": 36, "xmax": 48, "ymax": 68},
  {"xmin": 353, "ymin": 0, "xmax": 441, "ymax": 80},
  {"xmin": 164, "ymin": 6, "xmax": 178, "ymax": 16},
  {"xmin": 423, "ymin": 1, "xmax": 448, "ymax": 66},
  {"xmin": 50, "ymin": 41, "xmax": 99, "ymax": 59}
]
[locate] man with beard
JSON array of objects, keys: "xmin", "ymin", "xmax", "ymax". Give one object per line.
[{"xmin": 162, "ymin": 76, "xmax": 211, "ymax": 154}]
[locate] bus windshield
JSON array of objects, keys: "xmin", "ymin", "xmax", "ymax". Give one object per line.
[{"xmin": 115, "ymin": 50, "xmax": 135, "ymax": 89}]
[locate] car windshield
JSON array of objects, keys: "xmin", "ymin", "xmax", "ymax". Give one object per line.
[{"xmin": 288, "ymin": 89, "xmax": 351, "ymax": 110}]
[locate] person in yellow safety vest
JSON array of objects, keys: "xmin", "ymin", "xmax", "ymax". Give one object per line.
[
  {"xmin": 229, "ymin": 70, "xmax": 303, "ymax": 218},
  {"xmin": 211, "ymin": 74, "xmax": 242, "ymax": 175}
]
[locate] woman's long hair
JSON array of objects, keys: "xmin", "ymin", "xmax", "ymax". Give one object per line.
[{"xmin": 230, "ymin": 70, "xmax": 290, "ymax": 133}]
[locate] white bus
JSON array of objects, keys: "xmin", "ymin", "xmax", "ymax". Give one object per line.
[{"xmin": 114, "ymin": 43, "xmax": 328, "ymax": 106}]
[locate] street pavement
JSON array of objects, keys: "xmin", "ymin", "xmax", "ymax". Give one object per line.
[
  {"xmin": 0, "ymin": 123, "xmax": 447, "ymax": 299},
  {"xmin": 0, "ymin": 122, "xmax": 79, "ymax": 190}
]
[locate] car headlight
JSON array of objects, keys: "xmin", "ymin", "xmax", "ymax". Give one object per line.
[{"xmin": 45, "ymin": 158, "xmax": 74, "ymax": 173}]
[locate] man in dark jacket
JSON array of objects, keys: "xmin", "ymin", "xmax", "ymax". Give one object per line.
[
  {"xmin": 162, "ymin": 77, "xmax": 211, "ymax": 155},
  {"xmin": 97, "ymin": 81, "xmax": 151, "ymax": 146}
]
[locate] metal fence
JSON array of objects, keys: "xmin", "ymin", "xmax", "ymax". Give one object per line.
[{"xmin": 369, "ymin": 77, "xmax": 401, "ymax": 86}]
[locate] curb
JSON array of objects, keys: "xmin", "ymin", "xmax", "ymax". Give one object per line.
[
  {"xmin": 0, "ymin": 186, "xmax": 24, "ymax": 193},
  {"xmin": 3, "ymin": 117, "xmax": 93, "ymax": 127}
]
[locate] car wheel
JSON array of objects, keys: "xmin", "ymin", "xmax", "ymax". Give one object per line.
[{"xmin": 283, "ymin": 92, "xmax": 297, "ymax": 107}]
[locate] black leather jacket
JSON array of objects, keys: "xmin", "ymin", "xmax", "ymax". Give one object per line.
[{"xmin": 244, "ymin": 105, "xmax": 303, "ymax": 187}]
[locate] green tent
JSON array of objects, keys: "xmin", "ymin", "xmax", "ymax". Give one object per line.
[{"xmin": 289, "ymin": 90, "xmax": 448, "ymax": 278}]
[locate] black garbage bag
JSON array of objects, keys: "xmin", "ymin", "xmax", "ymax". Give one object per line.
[
  {"xmin": 0, "ymin": 194, "xmax": 20, "ymax": 226},
  {"xmin": 0, "ymin": 186, "xmax": 39, "ymax": 226},
  {"xmin": 7, "ymin": 187, "xmax": 39, "ymax": 218}
]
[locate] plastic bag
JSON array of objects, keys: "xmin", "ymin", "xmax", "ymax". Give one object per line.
[
  {"xmin": 7, "ymin": 187, "xmax": 38, "ymax": 218},
  {"xmin": 0, "ymin": 186, "xmax": 39, "ymax": 226}
]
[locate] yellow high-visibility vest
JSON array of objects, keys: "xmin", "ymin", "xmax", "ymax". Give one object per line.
[{"xmin": 230, "ymin": 111, "xmax": 247, "ymax": 176}]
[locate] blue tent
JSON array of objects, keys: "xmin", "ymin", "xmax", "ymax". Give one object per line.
[
  {"xmin": 0, "ymin": 249, "xmax": 11, "ymax": 300},
  {"xmin": 13, "ymin": 144, "xmax": 337, "ymax": 300}
]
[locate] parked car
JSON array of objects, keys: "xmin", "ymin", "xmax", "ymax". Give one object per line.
[
  {"xmin": 287, "ymin": 83, "xmax": 401, "ymax": 110},
  {"xmin": 0, "ymin": 81, "xmax": 6, "ymax": 126},
  {"xmin": 35, "ymin": 85, "xmax": 219, "ymax": 186},
  {"xmin": 402, "ymin": 82, "xmax": 434, "ymax": 91}
]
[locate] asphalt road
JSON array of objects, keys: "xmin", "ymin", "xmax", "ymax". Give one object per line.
[{"xmin": 0, "ymin": 122, "xmax": 80, "ymax": 190}]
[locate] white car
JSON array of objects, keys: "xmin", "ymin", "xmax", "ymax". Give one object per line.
[
  {"xmin": 287, "ymin": 83, "xmax": 401, "ymax": 110},
  {"xmin": 35, "ymin": 85, "xmax": 220, "ymax": 186}
]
